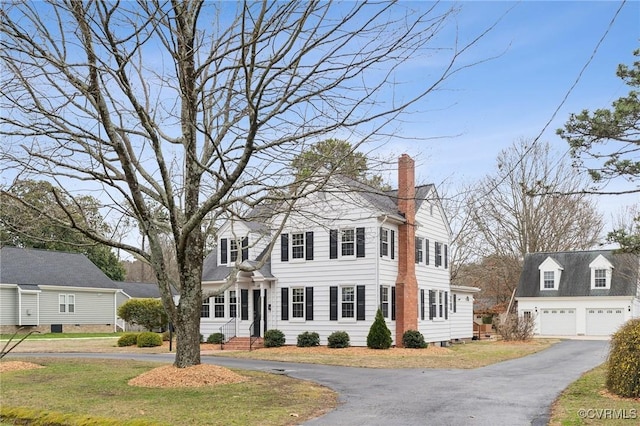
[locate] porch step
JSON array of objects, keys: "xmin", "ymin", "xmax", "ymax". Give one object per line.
[{"xmin": 222, "ymin": 337, "xmax": 264, "ymax": 351}]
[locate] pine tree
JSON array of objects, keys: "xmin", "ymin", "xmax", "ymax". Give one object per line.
[{"xmin": 367, "ymin": 308, "xmax": 393, "ymax": 349}]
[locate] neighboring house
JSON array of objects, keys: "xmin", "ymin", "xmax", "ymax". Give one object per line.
[
  {"xmin": 0, "ymin": 246, "xmax": 121, "ymax": 333},
  {"xmin": 115, "ymin": 281, "xmax": 177, "ymax": 331},
  {"xmin": 516, "ymin": 250, "xmax": 640, "ymax": 337},
  {"xmin": 201, "ymin": 154, "xmax": 479, "ymax": 346}
]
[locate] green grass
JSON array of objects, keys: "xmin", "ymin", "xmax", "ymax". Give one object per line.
[
  {"xmin": 0, "ymin": 358, "xmax": 337, "ymax": 426},
  {"xmin": 1, "ymin": 332, "xmax": 124, "ymax": 340},
  {"xmin": 550, "ymin": 364, "xmax": 639, "ymax": 426}
]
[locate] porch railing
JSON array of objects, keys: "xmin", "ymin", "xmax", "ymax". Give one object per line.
[
  {"xmin": 249, "ymin": 320, "xmax": 258, "ymax": 352},
  {"xmin": 219, "ymin": 318, "xmax": 236, "ymax": 350}
]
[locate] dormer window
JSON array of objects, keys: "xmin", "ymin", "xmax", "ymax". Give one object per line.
[
  {"xmin": 589, "ymin": 255, "xmax": 613, "ymax": 290},
  {"xmin": 539, "ymin": 257, "xmax": 563, "ymax": 291}
]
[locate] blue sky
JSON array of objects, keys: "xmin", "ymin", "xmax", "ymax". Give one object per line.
[{"xmin": 376, "ymin": 0, "xmax": 639, "ymax": 228}]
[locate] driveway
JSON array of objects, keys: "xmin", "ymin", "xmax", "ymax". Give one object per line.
[{"xmin": 12, "ymin": 340, "xmax": 609, "ymax": 426}]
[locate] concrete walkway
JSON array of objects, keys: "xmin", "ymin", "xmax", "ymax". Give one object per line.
[{"xmin": 12, "ymin": 340, "xmax": 609, "ymax": 426}]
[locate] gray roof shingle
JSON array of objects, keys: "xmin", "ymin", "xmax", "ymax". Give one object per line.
[
  {"xmin": 0, "ymin": 246, "xmax": 118, "ymax": 290},
  {"xmin": 201, "ymin": 246, "xmax": 273, "ymax": 282},
  {"xmin": 516, "ymin": 250, "xmax": 639, "ymax": 298}
]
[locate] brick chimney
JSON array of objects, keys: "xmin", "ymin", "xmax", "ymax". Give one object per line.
[{"xmin": 395, "ymin": 154, "xmax": 418, "ymax": 347}]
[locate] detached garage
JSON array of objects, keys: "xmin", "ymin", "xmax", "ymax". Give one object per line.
[{"xmin": 516, "ymin": 250, "xmax": 640, "ymax": 338}]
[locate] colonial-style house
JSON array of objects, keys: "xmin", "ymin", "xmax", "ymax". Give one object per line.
[
  {"xmin": 201, "ymin": 154, "xmax": 479, "ymax": 347},
  {"xmin": 0, "ymin": 246, "xmax": 121, "ymax": 333},
  {"xmin": 516, "ymin": 250, "xmax": 640, "ymax": 337}
]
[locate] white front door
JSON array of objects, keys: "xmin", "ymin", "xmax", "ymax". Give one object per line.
[
  {"xmin": 585, "ymin": 308, "xmax": 625, "ymax": 336},
  {"xmin": 539, "ymin": 308, "xmax": 576, "ymax": 335}
]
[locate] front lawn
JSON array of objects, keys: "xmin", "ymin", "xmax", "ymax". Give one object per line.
[
  {"xmin": 0, "ymin": 357, "xmax": 337, "ymax": 426},
  {"xmin": 549, "ymin": 364, "xmax": 639, "ymax": 426}
]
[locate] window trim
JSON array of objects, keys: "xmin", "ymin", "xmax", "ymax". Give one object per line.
[
  {"xmin": 341, "ymin": 285, "xmax": 355, "ymax": 320},
  {"xmin": 59, "ymin": 294, "xmax": 75, "ymax": 314},
  {"xmin": 213, "ymin": 294, "xmax": 225, "ymax": 318},
  {"xmin": 201, "ymin": 297, "xmax": 211, "ymax": 318},
  {"xmin": 415, "ymin": 237, "xmax": 423, "ymax": 264},
  {"xmin": 380, "ymin": 285, "xmax": 390, "ymax": 319},
  {"xmin": 341, "ymin": 229, "xmax": 356, "ymax": 258},
  {"xmin": 291, "ymin": 287, "xmax": 305, "ymax": 319},
  {"xmin": 229, "ymin": 290, "xmax": 237, "ymax": 318},
  {"xmin": 589, "ymin": 255, "xmax": 613, "ymax": 289},
  {"xmin": 291, "ymin": 232, "xmax": 306, "ymax": 260}
]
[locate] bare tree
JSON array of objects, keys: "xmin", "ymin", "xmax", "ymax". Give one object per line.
[
  {"xmin": 1, "ymin": 1, "xmax": 498, "ymax": 367},
  {"xmin": 471, "ymin": 139, "xmax": 604, "ymax": 258},
  {"xmin": 452, "ymin": 139, "xmax": 604, "ymax": 305}
]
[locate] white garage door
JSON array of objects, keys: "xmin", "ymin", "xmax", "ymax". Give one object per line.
[
  {"xmin": 586, "ymin": 308, "xmax": 625, "ymax": 336},
  {"xmin": 540, "ymin": 308, "xmax": 576, "ymax": 336}
]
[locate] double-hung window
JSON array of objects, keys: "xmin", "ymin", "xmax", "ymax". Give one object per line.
[
  {"xmin": 380, "ymin": 228, "xmax": 389, "ymax": 257},
  {"xmin": 229, "ymin": 240, "xmax": 239, "ymax": 262},
  {"xmin": 201, "ymin": 297, "xmax": 211, "ymax": 318},
  {"xmin": 341, "ymin": 286, "xmax": 355, "ymax": 318},
  {"xmin": 214, "ymin": 294, "xmax": 225, "ymax": 318},
  {"xmin": 380, "ymin": 286, "xmax": 390, "ymax": 318},
  {"xmin": 291, "ymin": 233, "xmax": 305, "ymax": 259},
  {"xmin": 59, "ymin": 294, "xmax": 75, "ymax": 313},
  {"xmin": 341, "ymin": 229, "xmax": 355, "ymax": 256},
  {"xmin": 543, "ymin": 271, "xmax": 555, "ymax": 289},
  {"xmin": 415, "ymin": 237, "xmax": 423, "ymax": 263},
  {"xmin": 435, "ymin": 242, "xmax": 442, "ymax": 267},
  {"xmin": 594, "ymin": 269, "xmax": 607, "ymax": 288},
  {"xmin": 292, "ymin": 287, "xmax": 305, "ymax": 318}
]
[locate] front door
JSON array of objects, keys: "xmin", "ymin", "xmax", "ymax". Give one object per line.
[{"xmin": 252, "ymin": 289, "xmax": 261, "ymax": 337}]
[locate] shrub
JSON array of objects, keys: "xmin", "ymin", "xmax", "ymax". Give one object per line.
[
  {"xmin": 606, "ymin": 318, "xmax": 640, "ymax": 398},
  {"xmin": 117, "ymin": 298, "xmax": 168, "ymax": 331},
  {"xmin": 494, "ymin": 313, "xmax": 535, "ymax": 341},
  {"xmin": 207, "ymin": 332, "xmax": 225, "ymax": 344},
  {"xmin": 327, "ymin": 331, "xmax": 350, "ymax": 348},
  {"xmin": 367, "ymin": 308, "xmax": 392, "ymax": 349},
  {"xmin": 136, "ymin": 331, "xmax": 163, "ymax": 347},
  {"xmin": 161, "ymin": 331, "xmax": 171, "ymax": 341},
  {"xmin": 297, "ymin": 331, "xmax": 320, "ymax": 347},
  {"xmin": 402, "ymin": 329, "xmax": 427, "ymax": 348},
  {"xmin": 117, "ymin": 333, "xmax": 139, "ymax": 347},
  {"xmin": 264, "ymin": 329, "xmax": 286, "ymax": 347}
]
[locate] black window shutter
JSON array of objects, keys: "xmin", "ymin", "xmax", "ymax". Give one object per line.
[
  {"xmin": 444, "ymin": 244, "xmax": 448, "ymax": 269},
  {"xmin": 391, "ymin": 230, "xmax": 395, "ymax": 260},
  {"xmin": 241, "ymin": 237, "xmax": 249, "ymax": 261},
  {"xmin": 220, "ymin": 238, "xmax": 228, "ymax": 264},
  {"xmin": 453, "ymin": 293, "xmax": 457, "ymax": 313},
  {"xmin": 420, "ymin": 289, "xmax": 425, "ymax": 320},
  {"xmin": 429, "ymin": 290, "xmax": 435, "ymax": 320},
  {"xmin": 281, "ymin": 233, "xmax": 289, "ymax": 262},
  {"xmin": 305, "ymin": 287, "xmax": 314, "ymax": 320},
  {"xmin": 356, "ymin": 227, "xmax": 365, "ymax": 258},
  {"xmin": 379, "ymin": 227, "xmax": 383, "ymax": 257},
  {"xmin": 281, "ymin": 287, "xmax": 289, "ymax": 320},
  {"xmin": 391, "ymin": 286, "xmax": 396, "ymax": 320},
  {"xmin": 379, "ymin": 285, "xmax": 383, "ymax": 310},
  {"xmin": 445, "ymin": 292, "xmax": 449, "ymax": 320},
  {"xmin": 329, "ymin": 286, "xmax": 338, "ymax": 320},
  {"xmin": 241, "ymin": 289, "xmax": 249, "ymax": 320},
  {"xmin": 425, "ymin": 239, "xmax": 429, "ymax": 265},
  {"xmin": 356, "ymin": 285, "xmax": 365, "ymax": 320},
  {"xmin": 415, "ymin": 237, "xmax": 420, "ymax": 264},
  {"xmin": 329, "ymin": 229, "xmax": 338, "ymax": 259},
  {"xmin": 306, "ymin": 231, "xmax": 314, "ymax": 261}
]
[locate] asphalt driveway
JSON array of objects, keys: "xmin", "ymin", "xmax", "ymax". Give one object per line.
[{"xmin": 12, "ymin": 340, "xmax": 609, "ymax": 426}]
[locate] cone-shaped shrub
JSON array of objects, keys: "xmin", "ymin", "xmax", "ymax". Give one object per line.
[
  {"xmin": 606, "ymin": 318, "xmax": 640, "ymax": 398},
  {"xmin": 367, "ymin": 308, "xmax": 392, "ymax": 349}
]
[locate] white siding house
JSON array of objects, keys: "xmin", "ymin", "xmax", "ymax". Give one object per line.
[
  {"xmin": 516, "ymin": 250, "xmax": 640, "ymax": 337},
  {"xmin": 201, "ymin": 155, "xmax": 478, "ymax": 347},
  {"xmin": 0, "ymin": 247, "xmax": 121, "ymax": 333}
]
